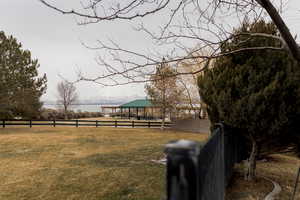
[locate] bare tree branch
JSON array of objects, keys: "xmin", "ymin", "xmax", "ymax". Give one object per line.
[
  {"xmin": 254, "ymin": 0, "xmax": 300, "ymax": 61},
  {"xmin": 39, "ymin": 0, "xmax": 172, "ymax": 23},
  {"xmin": 39, "ymin": 0, "xmax": 299, "ymax": 86}
]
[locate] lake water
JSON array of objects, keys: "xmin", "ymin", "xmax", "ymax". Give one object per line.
[{"xmin": 43, "ymin": 104, "xmax": 109, "ymax": 112}]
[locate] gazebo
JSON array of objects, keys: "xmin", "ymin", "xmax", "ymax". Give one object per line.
[
  {"xmin": 119, "ymin": 99, "xmax": 159, "ymax": 119},
  {"xmin": 101, "ymin": 105, "xmax": 120, "ymax": 114}
]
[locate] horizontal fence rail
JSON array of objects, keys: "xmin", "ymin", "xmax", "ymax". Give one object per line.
[
  {"xmin": 0, "ymin": 119, "xmax": 173, "ymax": 128},
  {"xmin": 165, "ymin": 123, "xmax": 247, "ymax": 200}
]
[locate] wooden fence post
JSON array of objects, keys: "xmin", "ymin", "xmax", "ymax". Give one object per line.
[{"xmin": 0, "ymin": 119, "xmax": 168, "ymax": 129}]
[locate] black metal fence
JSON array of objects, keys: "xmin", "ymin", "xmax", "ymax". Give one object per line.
[
  {"xmin": 165, "ymin": 123, "xmax": 247, "ymax": 200},
  {"xmin": 0, "ymin": 119, "xmax": 173, "ymax": 128}
]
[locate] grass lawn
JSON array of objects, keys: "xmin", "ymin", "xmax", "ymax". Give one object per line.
[{"xmin": 0, "ymin": 127, "xmax": 207, "ymax": 200}]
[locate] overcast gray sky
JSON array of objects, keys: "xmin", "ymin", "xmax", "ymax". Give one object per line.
[
  {"xmin": 0, "ymin": 1, "xmax": 150, "ymax": 101},
  {"xmin": 0, "ymin": 0, "xmax": 299, "ymax": 101}
]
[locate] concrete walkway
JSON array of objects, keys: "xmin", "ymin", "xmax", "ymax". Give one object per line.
[
  {"xmin": 263, "ymin": 177, "xmax": 281, "ymax": 200},
  {"xmin": 171, "ymin": 118, "xmax": 211, "ymax": 134}
]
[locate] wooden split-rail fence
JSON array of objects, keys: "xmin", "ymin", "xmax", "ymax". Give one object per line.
[{"xmin": 0, "ymin": 119, "xmax": 173, "ymax": 128}]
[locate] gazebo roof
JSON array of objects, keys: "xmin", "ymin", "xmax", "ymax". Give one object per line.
[{"xmin": 119, "ymin": 99, "xmax": 154, "ymax": 108}]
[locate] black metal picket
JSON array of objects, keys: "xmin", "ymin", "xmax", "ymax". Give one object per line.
[{"xmin": 165, "ymin": 123, "xmax": 246, "ymax": 200}]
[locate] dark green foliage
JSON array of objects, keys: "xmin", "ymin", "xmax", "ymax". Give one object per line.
[
  {"xmin": 198, "ymin": 20, "xmax": 300, "ymax": 156},
  {"xmin": 0, "ymin": 31, "xmax": 47, "ymax": 119}
]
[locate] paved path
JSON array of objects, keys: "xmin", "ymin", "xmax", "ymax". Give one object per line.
[
  {"xmin": 263, "ymin": 177, "xmax": 281, "ymax": 200},
  {"xmin": 171, "ymin": 119, "xmax": 211, "ymax": 134}
]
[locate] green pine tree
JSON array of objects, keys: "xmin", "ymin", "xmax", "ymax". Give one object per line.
[
  {"xmin": 198, "ymin": 20, "xmax": 300, "ymax": 180},
  {"xmin": 0, "ymin": 31, "xmax": 47, "ymax": 119}
]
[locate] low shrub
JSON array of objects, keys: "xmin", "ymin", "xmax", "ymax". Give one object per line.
[{"xmin": 38, "ymin": 109, "xmax": 104, "ymax": 120}]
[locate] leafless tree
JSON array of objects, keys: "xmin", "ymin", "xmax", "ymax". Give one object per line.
[
  {"xmin": 39, "ymin": 0, "xmax": 300, "ymax": 87},
  {"xmin": 176, "ymin": 49, "xmax": 213, "ymax": 118},
  {"xmin": 57, "ymin": 81, "xmax": 78, "ymax": 119},
  {"xmin": 146, "ymin": 60, "xmax": 184, "ymax": 130}
]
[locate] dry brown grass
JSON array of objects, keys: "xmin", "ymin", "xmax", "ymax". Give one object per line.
[
  {"xmin": 226, "ymin": 154, "xmax": 300, "ymax": 200},
  {"xmin": 78, "ymin": 117, "xmax": 166, "ymax": 122},
  {"xmin": 0, "ymin": 127, "xmax": 207, "ymax": 200}
]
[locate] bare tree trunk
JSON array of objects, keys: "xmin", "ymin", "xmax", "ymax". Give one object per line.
[
  {"xmin": 256, "ymin": 0, "xmax": 300, "ymax": 62},
  {"xmin": 245, "ymin": 140, "xmax": 257, "ymax": 181},
  {"xmin": 161, "ymin": 83, "xmax": 166, "ymax": 130},
  {"xmin": 64, "ymin": 105, "xmax": 68, "ymax": 120},
  {"xmin": 161, "ymin": 107, "xmax": 166, "ymax": 131}
]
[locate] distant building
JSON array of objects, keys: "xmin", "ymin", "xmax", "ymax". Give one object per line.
[
  {"xmin": 101, "ymin": 99, "xmax": 206, "ymax": 120},
  {"xmin": 101, "ymin": 99, "xmax": 160, "ymax": 119},
  {"xmin": 101, "ymin": 105, "xmax": 120, "ymax": 115}
]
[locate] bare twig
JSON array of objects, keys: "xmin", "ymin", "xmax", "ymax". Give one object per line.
[{"xmin": 39, "ymin": 0, "xmax": 299, "ymax": 86}]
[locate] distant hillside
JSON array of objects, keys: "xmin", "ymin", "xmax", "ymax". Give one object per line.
[{"xmin": 43, "ymin": 95, "xmax": 145, "ymax": 105}]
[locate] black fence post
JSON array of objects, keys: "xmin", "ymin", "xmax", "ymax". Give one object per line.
[
  {"xmin": 76, "ymin": 120, "xmax": 79, "ymax": 128},
  {"xmin": 165, "ymin": 140, "xmax": 200, "ymax": 200},
  {"xmin": 30, "ymin": 120, "xmax": 32, "ymax": 128},
  {"xmin": 53, "ymin": 119, "xmax": 56, "ymax": 127},
  {"xmin": 291, "ymin": 167, "xmax": 300, "ymax": 200},
  {"xmin": 2, "ymin": 120, "xmax": 5, "ymax": 128},
  {"xmin": 96, "ymin": 120, "xmax": 98, "ymax": 127},
  {"xmin": 115, "ymin": 120, "xmax": 117, "ymax": 128},
  {"xmin": 163, "ymin": 123, "xmax": 246, "ymax": 200}
]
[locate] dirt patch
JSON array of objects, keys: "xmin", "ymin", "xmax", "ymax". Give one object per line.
[
  {"xmin": 171, "ymin": 119, "xmax": 211, "ymax": 133},
  {"xmin": 226, "ymin": 171, "xmax": 273, "ymax": 200},
  {"xmin": 226, "ymin": 154, "xmax": 300, "ymax": 200}
]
